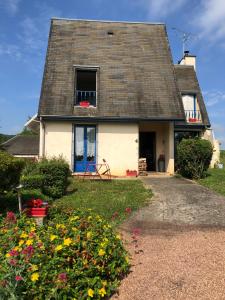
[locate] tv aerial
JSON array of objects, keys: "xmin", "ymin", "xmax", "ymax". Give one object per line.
[{"xmin": 172, "ymin": 27, "xmax": 198, "ymax": 57}]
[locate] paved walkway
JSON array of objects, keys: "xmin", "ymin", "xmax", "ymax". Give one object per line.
[{"xmin": 112, "ymin": 176, "xmax": 225, "ymax": 300}]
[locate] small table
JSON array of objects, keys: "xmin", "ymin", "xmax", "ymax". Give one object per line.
[{"xmin": 83, "ymin": 160, "xmax": 111, "ymax": 180}]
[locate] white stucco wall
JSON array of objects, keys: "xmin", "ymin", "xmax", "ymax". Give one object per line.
[
  {"xmin": 42, "ymin": 122, "xmax": 73, "ymax": 168},
  {"xmin": 97, "ymin": 123, "xmax": 139, "ymax": 176}
]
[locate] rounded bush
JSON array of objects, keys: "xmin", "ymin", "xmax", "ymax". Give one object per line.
[
  {"xmin": 0, "ymin": 209, "xmax": 129, "ymax": 299},
  {"xmin": 177, "ymin": 138, "xmax": 213, "ymax": 179}
]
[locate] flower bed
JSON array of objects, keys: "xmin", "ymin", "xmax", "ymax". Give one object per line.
[{"xmin": 0, "ymin": 209, "xmax": 129, "ymax": 299}]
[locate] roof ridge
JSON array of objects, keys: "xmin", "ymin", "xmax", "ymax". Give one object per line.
[{"xmin": 51, "ymin": 17, "xmax": 165, "ymax": 25}]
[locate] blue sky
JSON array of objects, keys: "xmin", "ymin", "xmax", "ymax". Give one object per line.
[{"xmin": 0, "ymin": 0, "xmax": 224, "ymax": 148}]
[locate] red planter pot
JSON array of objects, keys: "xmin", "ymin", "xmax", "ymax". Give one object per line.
[
  {"xmin": 126, "ymin": 170, "xmax": 138, "ymax": 177},
  {"xmin": 27, "ymin": 207, "xmax": 48, "ymax": 217}
]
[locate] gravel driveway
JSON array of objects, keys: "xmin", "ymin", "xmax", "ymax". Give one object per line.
[{"xmin": 112, "ymin": 176, "xmax": 225, "ymax": 300}]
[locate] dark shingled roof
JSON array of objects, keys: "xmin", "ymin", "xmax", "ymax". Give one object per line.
[
  {"xmin": 1, "ymin": 135, "xmax": 39, "ymax": 156},
  {"xmin": 38, "ymin": 19, "xmax": 185, "ymax": 121},
  {"xmin": 174, "ymin": 65, "xmax": 210, "ymax": 127}
]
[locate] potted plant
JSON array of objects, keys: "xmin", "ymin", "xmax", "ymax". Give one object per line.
[
  {"xmin": 80, "ymin": 101, "xmax": 90, "ymax": 107},
  {"xmin": 25, "ymin": 198, "xmax": 48, "ymax": 217}
]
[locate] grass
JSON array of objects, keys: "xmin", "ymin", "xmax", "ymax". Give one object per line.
[
  {"xmin": 198, "ymin": 150, "xmax": 225, "ymax": 197},
  {"xmin": 55, "ymin": 178, "xmax": 152, "ymax": 224}
]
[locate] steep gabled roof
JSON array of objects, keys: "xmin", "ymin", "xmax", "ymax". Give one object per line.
[
  {"xmin": 174, "ymin": 65, "xmax": 210, "ymax": 126},
  {"xmin": 38, "ymin": 19, "xmax": 185, "ymax": 121},
  {"xmin": 1, "ymin": 135, "xmax": 39, "ymax": 156}
]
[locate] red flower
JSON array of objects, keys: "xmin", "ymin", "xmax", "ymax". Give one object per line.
[
  {"xmin": 9, "ymin": 250, "xmax": 19, "ymax": 257},
  {"xmin": 15, "ymin": 276, "xmax": 23, "ymax": 281},
  {"xmin": 112, "ymin": 211, "xmax": 119, "ymax": 220},
  {"xmin": 6, "ymin": 211, "xmax": 16, "ymax": 223},
  {"xmin": 132, "ymin": 228, "xmax": 141, "ymax": 236},
  {"xmin": 22, "ymin": 245, "xmax": 34, "ymax": 257},
  {"xmin": 9, "ymin": 259, "xmax": 17, "ymax": 266},
  {"xmin": 125, "ymin": 207, "xmax": 132, "ymax": 214},
  {"xmin": 27, "ymin": 198, "xmax": 44, "ymax": 208},
  {"xmin": 58, "ymin": 273, "xmax": 67, "ymax": 282}
]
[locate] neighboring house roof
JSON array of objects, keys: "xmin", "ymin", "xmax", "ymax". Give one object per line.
[
  {"xmin": 1, "ymin": 135, "xmax": 39, "ymax": 156},
  {"xmin": 38, "ymin": 19, "xmax": 185, "ymax": 121},
  {"xmin": 174, "ymin": 65, "xmax": 210, "ymax": 127}
]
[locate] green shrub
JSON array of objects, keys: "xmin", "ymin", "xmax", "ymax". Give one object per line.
[
  {"xmin": 0, "ymin": 151, "xmax": 25, "ymax": 193},
  {"xmin": 21, "ymin": 157, "xmax": 71, "ymax": 199},
  {"xmin": 177, "ymin": 138, "xmax": 213, "ymax": 179},
  {"xmin": 21, "ymin": 174, "xmax": 44, "ymax": 190},
  {"xmin": 0, "ymin": 209, "xmax": 129, "ymax": 299}
]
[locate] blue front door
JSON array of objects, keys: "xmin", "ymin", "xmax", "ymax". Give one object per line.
[{"xmin": 74, "ymin": 125, "xmax": 96, "ymax": 172}]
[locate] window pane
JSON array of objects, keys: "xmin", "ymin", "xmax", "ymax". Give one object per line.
[
  {"xmin": 87, "ymin": 127, "xmax": 95, "ymax": 162},
  {"xmin": 75, "ymin": 127, "xmax": 84, "ymax": 161}
]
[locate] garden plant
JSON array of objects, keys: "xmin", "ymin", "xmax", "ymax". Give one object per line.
[{"xmin": 0, "ymin": 208, "xmax": 130, "ymax": 299}]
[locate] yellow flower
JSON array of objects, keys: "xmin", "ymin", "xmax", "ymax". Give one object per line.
[
  {"xmin": 19, "ymin": 240, "xmax": 24, "ymax": 246},
  {"xmin": 26, "ymin": 239, "xmax": 33, "ymax": 246},
  {"xmin": 31, "ymin": 264, "xmax": 38, "ymax": 271},
  {"xmin": 50, "ymin": 235, "xmax": 58, "ymax": 241},
  {"xmin": 31, "ymin": 272, "xmax": 39, "ymax": 282},
  {"xmin": 125, "ymin": 256, "xmax": 129, "ymax": 263},
  {"xmin": 13, "ymin": 246, "xmax": 19, "ymax": 251},
  {"xmin": 56, "ymin": 224, "xmax": 66, "ymax": 230},
  {"xmin": 64, "ymin": 238, "xmax": 72, "ymax": 246},
  {"xmin": 88, "ymin": 289, "xmax": 94, "ymax": 298},
  {"xmin": 20, "ymin": 232, "xmax": 28, "ymax": 238},
  {"xmin": 98, "ymin": 249, "xmax": 105, "ymax": 256},
  {"xmin": 72, "ymin": 227, "xmax": 77, "ymax": 232},
  {"xmin": 116, "ymin": 234, "xmax": 121, "ymax": 240},
  {"xmin": 102, "ymin": 280, "xmax": 107, "ymax": 286},
  {"xmin": 30, "ymin": 227, "xmax": 36, "ymax": 232},
  {"xmin": 87, "ymin": 231, "xmax": 92, "ymax": 239},
  {"xmin": 5, "ymin": 253, "xmax": 10, "ymax": 258},
  {"xmin": 70, "ymin": 216, "xmax": 79, "ymax": 221},
  {"xmin": 55, "ymin": 245, "xmax": 63, "ymax": 251},
  {"xmin": 88, "ymin": 216, "xmax": 92, "ymax": 221},
  {"xmin": 98, "ymin": 287, "xmax": 106, "ymax": 297}
]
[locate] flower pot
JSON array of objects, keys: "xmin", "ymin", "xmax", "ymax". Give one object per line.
[
  {"xmin": 126, "ymin": 170, "xmax": 138, "ymax": 177},
  {"xmin": 27, "ymin": 207, "xmax": 48, "ymax": 217},
  {"xmin": 189, "ymin": 118, "xmax": 198, "ymax": 123}
]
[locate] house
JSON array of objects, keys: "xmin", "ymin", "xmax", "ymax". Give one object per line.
[
  {"xmin": 34, "ymin": 18, "xmax": 214, "ymax": 176},
  {"xmin": 1, "ymin": 135, "xmax": 39, "ymax": 160}
]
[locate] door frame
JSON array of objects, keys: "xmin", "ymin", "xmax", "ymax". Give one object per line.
[{"xmin": 73, "ymin": 124, "xmax": 96, "ymax": 172}]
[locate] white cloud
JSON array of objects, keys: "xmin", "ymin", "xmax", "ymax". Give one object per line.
[
  {"xmin": 143, "ymin": 0, "xmax": 187, "ymax": 18},
  {"xmin": 193, "ymin": 0, "xmax": 225, "ymax": 43},
  {"xmin": 203, "ymin": 90, "xmax": 225, "ymax": 107},
  {"xmin": 0, "ymin": 0, "xmax": 21, "ymax": 15}
]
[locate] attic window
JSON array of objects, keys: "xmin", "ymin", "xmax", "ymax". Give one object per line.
[
  {"xmin": 75, "ymin": 69, "xmax": 97, "ymax": 107},
  {"xmin": 107, "ymin": 31, "xmax": 114, "ymax": 36}
]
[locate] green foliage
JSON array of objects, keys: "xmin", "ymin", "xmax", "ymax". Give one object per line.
[
  {"xmin": 220, "ymin": 150, "xmax": 225, "ymax": 165},
  {"xmin": 20, "ymin": 127, "xmax": 38, "ymax": 136},
  {"xmin": 0, "ymin": 209, "xmax": 130, "ymax": 299},
  {"xmin": 177, "ymin": 138, "xmax": 213, "ymax": 179},
  {"xmin": 21, "ymin": 157, "xmax": 71, "ymax": 199},
  {"xmin": 0, "ymin": 134, "xmax": 14, "ymax": 145},
  {"xmin": 0, "ymin": 151, "xmax": 25, "ymax": 193},
  {"xmin": 21, "ymin": 174, "xmax": 44, "ymax": 190}
]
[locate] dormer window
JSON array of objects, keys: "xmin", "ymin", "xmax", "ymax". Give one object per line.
[
  {"xmin": 74, "ymin": 68, "xmax": 97, "ymax": 107},
  {"xmin": 182, "ymin": 94, "xmax": 201, "ymax": 123}
]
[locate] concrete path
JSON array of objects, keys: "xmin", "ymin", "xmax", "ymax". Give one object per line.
[{"xmin": 112, "ymin": 176, "xmax": 225, "ymax": 300}]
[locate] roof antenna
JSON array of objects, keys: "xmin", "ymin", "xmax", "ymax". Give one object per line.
[{"xmin": 172, "ymin": 27, "xmax": 198, "ymax": 57}]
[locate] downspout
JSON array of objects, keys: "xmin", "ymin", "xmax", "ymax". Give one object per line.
[{"xmin": 39, "ymin": 117, "xmax": 45, "ymax": 158}]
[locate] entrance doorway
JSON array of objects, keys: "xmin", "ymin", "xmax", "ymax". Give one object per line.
[
  {"xmin": 139, "ymin": 132, "xmax": 156, "ymax": 171},
  {"xmin": 74, "ymin": 125, "xmax": 96, "ymax": 172}
]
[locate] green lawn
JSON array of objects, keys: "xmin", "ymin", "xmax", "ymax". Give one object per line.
[
  {"xmin": 55, "ymin": 179, "xmax": 152, "ymax": 224},
  {"xmin": 198, "ymin": 150, "xmax": 225, "ymax": 197}
]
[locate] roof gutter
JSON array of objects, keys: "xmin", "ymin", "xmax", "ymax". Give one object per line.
[{"xmin": 38, "ymin": 115, "xmax": 185, "ymax": 122}]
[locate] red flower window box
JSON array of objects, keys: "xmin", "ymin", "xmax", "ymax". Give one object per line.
[
  {"xmin": 80, "ymin": 101, "xmax": 90, "ymax": 107},
  {"xmin": 189, "ymin": 118, "xmax": 198, "ymax": 123}
]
